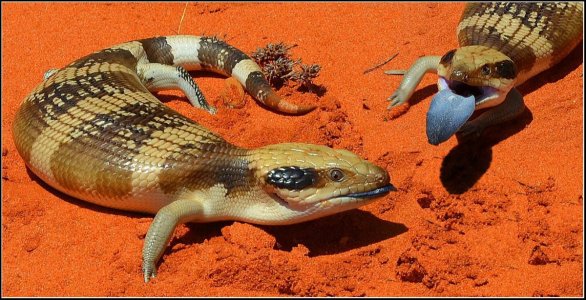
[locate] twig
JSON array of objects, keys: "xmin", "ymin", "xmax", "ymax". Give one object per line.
[
  {"xmin": 177, "ymin": 3, "xmax": 189, "ymax": 34},
  {"xmin": 363, "ymin": 52, "xmax": 399, "ymax": 74}
]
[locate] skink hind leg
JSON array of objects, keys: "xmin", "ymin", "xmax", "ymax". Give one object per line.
[
  {"xmin": 138, "ymin": 63, "xmax": 217, "ymax": 114},
  {"xmin": 142, "ymin": 198, "xmax": 204, "ymax": 283},
  {"xmin": 385, "ymin": 56, "xmax": 441, "ymax": 110},
  {"xmin": 458, "ymin": 88, "xmax": 526, "ymax": 138}
]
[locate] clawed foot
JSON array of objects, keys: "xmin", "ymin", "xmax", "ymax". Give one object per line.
[
  {"xmin": 142, "ymin": 262, "xmax": 157, "ymax": 283},
  {"xmin": 205, "ymin": 105, "xmax": 218, "ymax": 115},
  {"xmin": 384, "ymin": 55, "xmax": 442, "ymax": 113},
  {"xmin": 385, "ymin": 69, "xmax": 408, "ymax": 110},
  {"xmin": 387, "ymin": 89, "xmax": 409, "ymax": 110}
]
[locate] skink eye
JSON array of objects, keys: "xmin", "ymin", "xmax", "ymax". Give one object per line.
[
  {"xmin": 266, "ymin": 166, "xmax": 317, "ymax": 190},
  {"xmin": 481, "ymin": 64, "xmax": 491, "ymax": 76},
  {"xmin": 329, "ymin": 168, "xmax": 345, "ymax": 182}
]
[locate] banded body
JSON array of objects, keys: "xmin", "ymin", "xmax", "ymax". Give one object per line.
[
  {"xmin": 12, "ymin": 35, "xmax": 395, "ymax": 282},
  {"xmin": 387, "ymin": 2, "xmax": 583, "ymax": 145}
]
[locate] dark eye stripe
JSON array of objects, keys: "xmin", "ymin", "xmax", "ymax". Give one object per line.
[
  {"xmin": 440, "ymin": 49, "xmax": 457, "ymax": 65},
  {"xmin": 266, "ymin": 166, "xmax": 317, "ymax": 190},
  {"xmin": 494, "ymin": 60, "xmax": 517, "ymax": 79}
]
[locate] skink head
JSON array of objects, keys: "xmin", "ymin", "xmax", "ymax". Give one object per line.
[
  {"xmin": 427, "ymin": 46, "xmax": 518, "ymax": 145},
  {"xmin": 249, "ymin": 143, "xmax": 395, "ymax": 216},
  {"xmin": 436, "ymin": 45, "xmax": 517, "ymax": 109}
]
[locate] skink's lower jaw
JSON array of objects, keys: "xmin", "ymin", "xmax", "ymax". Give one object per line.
[
  {"xmin": 274, "ymin": 184, "xmax": 396, "ymax": 209},
  {"xmin": 346, "ymin": 184, "xmax": 397, "ymax": 199}
]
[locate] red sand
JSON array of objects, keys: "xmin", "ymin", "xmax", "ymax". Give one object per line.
[{"xmin": 1, "ymin": 2, "xmax": 583, "ymax": 297}]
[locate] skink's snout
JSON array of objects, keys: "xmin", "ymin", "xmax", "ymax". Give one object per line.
[
  {"xmin": 371, "ymin": 164, "xmax": 390, "ymax": 183},
  {"xmin": 426, "ymin": 89, "xmax": 475, "ymax": 145},
  {"xmin": 374, "ymin": 165, "xmax": 396, "ymax": 195},
  {"xmin": 345, "ymin": 163, "xmax": 395, "ymax": 198},
  {"xmin": 451, "ymin": 69, "xmax": 469, "ymax": 82}
]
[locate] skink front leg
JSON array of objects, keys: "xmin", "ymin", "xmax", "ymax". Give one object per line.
[
  {"xmin": 385, "ymin": 56, "xmax": 441, "ymax": 109},
  {"xmin": 138, "ymin": 63, "xmax": 217, "ymax": 114},
  {"xmin": 142, "ymin": 198, "xmax": 204, "ymax": 283}
]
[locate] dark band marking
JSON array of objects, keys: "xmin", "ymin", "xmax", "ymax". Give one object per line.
[
  {"xmin": 245, "ymin": 71, "xmax": 272, "ymax": 103},
  {"xmin": 156, "ymin": 144, "xmax": 249, "ymax": 195},
  {"xmin": 12, "ymin": 99, "xmax": 47, "ymax": 162},
  {"xmin": 469, "ymin": 3, "xmax": 562, "ymax": 36},
  {"xmin": 35, "ymin": 69, "xmax": 147, "ymax": 124},
  {"xmin": 139, "ymin": 37, "xmax": 174, "ymax": 65},
  {"xmin": 215, "ymin": 157, "xmax": 252, "ymax": 192},
  {"xmin": 49, "ymin": 133, "xmax": 135, "ymax": 199},
  {"xmin": 68, "ymin": 48, "xmax": 138, "ymax": 70},
  {"xmin": 458, "ymin": 2, "xmax": 583, "ymax": 73},
  {"xmin": 35, "ymin": 47, "xmax": 143, "ymax": 124},
  {"xmin": 47, "ymin": 101, "xmax": 165, "ymax": 197},
  {"xmin": 197, "ymin": 36, "xmax": 250, "ymax": 75}
]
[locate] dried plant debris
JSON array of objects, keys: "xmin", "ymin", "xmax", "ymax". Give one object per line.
[
  {"xmin": 264, "ymin": 57, "xmax": 299, "ymax": 86},
  {"xmin": 251, "ymin": 42, "xmax": 294, "ymax": 65},
  {"xmin": 251, "ymin": 42, "xmax": 323, "ymax": 92},
  {"xmin": 288, "ymin": 63, "xmax": 321, "ymax": 88}
]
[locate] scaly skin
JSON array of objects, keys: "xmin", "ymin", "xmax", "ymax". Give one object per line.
[
  {"xmin": 12, "ymin": 35, "xmax": 395, "ymax": 282},
  {"xmin": 386, "ymin": 2, "xmax": 583, "ymax": 145}
]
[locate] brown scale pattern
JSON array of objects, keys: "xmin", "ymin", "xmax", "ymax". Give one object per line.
[
  {"xmin": 457, "ymin": 2, "xmax": 583, "ymax": 74},
  {"xmin": 12, "ymin": 42, "xmax": 251, "ymax": 211}
]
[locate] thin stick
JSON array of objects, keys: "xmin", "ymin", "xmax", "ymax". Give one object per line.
[
  {"xmin": 363, "ymin": 52, "xmax": 399, "ymax": 74},
  {"xmin": 177, "ymin": 3, "xmax": 188, "ymax": 34}
]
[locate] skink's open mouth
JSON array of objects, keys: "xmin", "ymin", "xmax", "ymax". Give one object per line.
[
  {"xmin": 346, "ymin": 184, "xmax": 397, "ymax": 199},
  {"xmin": 438, "ymin": 77, "xmax": 499, "ymax": 105}
]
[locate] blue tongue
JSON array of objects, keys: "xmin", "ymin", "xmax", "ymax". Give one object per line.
[{"xmin": 426, "ymin": 89, "xmax": 475, "ymax": 145}]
